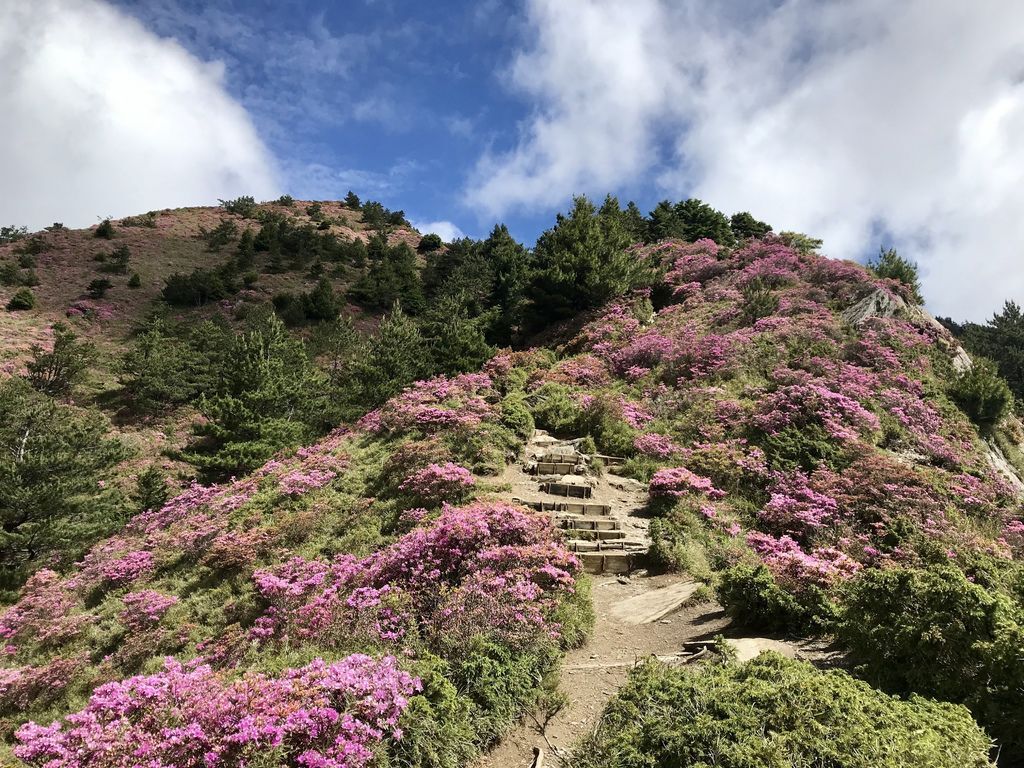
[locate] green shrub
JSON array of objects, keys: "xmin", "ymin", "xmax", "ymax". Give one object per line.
[
  {"xmin": 94, "ymin": 218, "xmax": 115, "ymax": 239},
  {"xmin": 219, "ymin": 196, "xmax": 258, "ymax": 218},
  {"xmin": 949, "ymin": 358, "xmax": 1013, "ymax": 425},
  {"xmin": 739, "ymin": 278, "xmax": 780, "ymax": 324},
  {"xmin": 344, "ymin": 191, "xmax": 361, "ymax": 209},
  {"xmin": 98, "ymin": 244, "xmax": 130, "ymax": 274},
  {"xmin": 573, "ymin": 654, "xmax": 992, "ymax": 768},
  {"xmin": 6, "ymin": 287, "xmax": 35, "ymax": 310},
  {"xmin": 840, "ymin": 565, "xmax": 1023, "ymax": 753},
  {"xmin": 499, "ymin": 393, "xmax": 535, "ymax": 440},
  {"xmin": 528, "ymin": 382, "xmax": 583, "ymax": 436},
  {"xmin": 200, "ymin": 219, "xmax": 238, "ymax": 252},
  {"xmin": 276, "ymin": 195, "xmax": 294, "ymax": 207},
  {"xmin": 418, "ymin": 233, "xmax": 443, "ymax": 253},
  {"xmin": 127, "ymin": 272, "xmax": 142, "ymax": 288},
  {"xmin": 120, "ymin": 211, "xmax": 158, "ymax": 228},
  {"xmin": 716, "ymin": 561, "xmax": 819, "ymax": 632},
  {"xmin": 87, "ymin": 278, "xmax": 113, "ymax": 299},
  {"xmin": 0, "ymin": 225, "xmax": 28, "ymax": 244},
  {"xmin": 868, "ymin": 247, "xmax": 923, "ymax": 304}
]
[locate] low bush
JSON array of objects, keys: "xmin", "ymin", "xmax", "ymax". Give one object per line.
[
  {"xmin": 6, "ymin": 288, "xmax": 35, "ymax": 310},
  {"xmin": 949, "ymin": 358, "xmax": 1013, "ymax": 425},
  {"xmin": 94, "ymin": 218, "xmax": 114, "ymax": 239},
  {"xmin": 573, "ymin": 653, "xmax": 993, "ymax": 768},
  {"xmin": 839, "ymin": 565, "xmax": 1023, "ymax": 753}
]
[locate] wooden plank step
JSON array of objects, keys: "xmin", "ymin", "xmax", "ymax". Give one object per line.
[
  {"xmin": 557, "ymin": 517, "xmax": 621, "ymax": 531},
  {"xmin": 580, "ymin": 551, "xmax": 636, "ymax": 575},
  {"xmin": 609, "ymin": 581, "xmax": 702, "ymax": 624}
]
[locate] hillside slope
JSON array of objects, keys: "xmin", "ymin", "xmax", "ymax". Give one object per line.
[{"xmin": 1, "ymin": 209, "xmax": 1022, "ymax": 766}]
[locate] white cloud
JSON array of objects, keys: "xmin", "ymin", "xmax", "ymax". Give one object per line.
[
  {"xmin": 412, "ymin": 220, "xmax": 465, "ymax": 242},
  {"xmin": 0, "ymin": 0, "xmax": 278, "ymax": 231},
  {"xmin": 467, "ymin": 0, "xmax": 1024, "ymax": 319}
]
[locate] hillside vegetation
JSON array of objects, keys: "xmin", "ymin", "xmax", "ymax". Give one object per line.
[{"xmin": 0, "ymin": 193, "xmax": 1021, "ymax": 767}]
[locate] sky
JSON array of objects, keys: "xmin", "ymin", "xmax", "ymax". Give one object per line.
[{"xmin": 2, "ymin": 0, "xmax": 1024, "ymax": 320}]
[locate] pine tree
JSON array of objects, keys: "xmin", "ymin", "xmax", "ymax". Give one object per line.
[
  {"xmin": 527, "ymin": 195, "xmax": 642, "ymax": 329},
  {"xmin": 26, "ymin": 323, "xmax": 94, "ymax": 398}
]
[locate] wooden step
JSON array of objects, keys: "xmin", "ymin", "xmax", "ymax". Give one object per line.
[
  {"xmin": 513, "ymin": 498, "xmax": 611, "ymax": 516},
  {"xmin": 558, "ymin": 518, "xmax": 621, "ymax": 533},
  {"xmin": 540, "ymin": 482, "xmax": 592, "ymax": 498},
  {"xmin": 579, "ymin": 551, "xmax": 637, "ymax": 575}
]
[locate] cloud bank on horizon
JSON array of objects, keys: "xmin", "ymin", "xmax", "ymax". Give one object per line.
[
  {"xmin": 0, "ymin": 0, "xmax": 277, "ymax": 231},
  {"xmin": 469, "ymin": 0, "xmax": 1024, "ymax": 320}
]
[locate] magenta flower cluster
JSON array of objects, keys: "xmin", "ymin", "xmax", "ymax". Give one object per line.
[
  {"xmin": 253, "ymin": 500, "xmax": 580, "ymax": 648},
  {"xmin": 649, "ymin": 467, "xmax": 726, "ymax": 500},
  {"xmin": 398, "ymin": 462, "xmax": 476, "ymax": 506},
  {"xmin": 119, "ymin": 590, "xmax": 179, "ymax": 631},
  {"xmin": 15, "ymin": 654, "xmax": 420, "ymax": 768}
]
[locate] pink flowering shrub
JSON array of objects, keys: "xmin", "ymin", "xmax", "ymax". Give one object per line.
[
  {"xmin": 14, "ymin": 655, "xmax": 420, "ymax": 768},
  {"xmin": 398, "ymin": 462, "xmax": 475, "ymax": 506},
  {"xmin": 649, "ymin": 467, "xmax": 726, "ymax": 500},
  {"xmin": 747, "ymin": 532, "xmax": 862, "ymax": 588},
  {"xmin": 634, "ymin": 433, "xmax": 680, "ymax": 458},
  {"xmin": 119, "ymin": 590, "xmax": 179, "ymax": 631},
  {"xmin": 359, "ymin": 373, "xmax": 496, "ymax": 436},
  {"xmin": 253, "ymin": 501, "xmax": 580, "ymax": 648},
  {"xmin": 279, "ymin": 468, "xmax": 338, "ymax": 496}
]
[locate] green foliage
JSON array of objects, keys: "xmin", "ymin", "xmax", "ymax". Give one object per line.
[
  {"xmin": 274, "ymin": 279, "xmax": 343, "ymax": 326},
  {"xmin": 730, "ymin": 211, "xmax": 773, "ymax": 240},
  {"xmin": 0, "ymin": 261, "xmax": 38, "ymax": 288},
  {"xmin": 717, "ymin": 562, "xmax": 818, "ymax": 632},
  {"xmin": 127, "ymin": 272, "xmax": 142, "ymax": 288},
  {"xmin": 739, "ymin": 278, "xmax": 780, "ymax": 325},
  {"xmin": 184, "ymin": 312, "xmax": 327, "ymax": 479},
  {"xmin": 0, "ymin": 225, "xmax": 28, "ymax": 244},
  {"xmin": 952, "ymin": 300, "xmax": 1024, "ymax": 406},
  {"xmin": 120, "ymin": 211, "xmax": 157, "ymax": 228},
  {"xmin": 276, "ymin": 195, "xmax": 295, "ymax": 207},
  {"xmin": 451, "ymin": 636, "xmax": 558, "ymax": 748},
  {"xmin": 948, "ymin": 357, "xmax": 1013, "ymax": 425},
  {"xmin": 219, "ymin": 195, "xmax": 258, "ymax": 218},
  {"xmin": 779, "ymin": 230, "xmax": 823, "ymax": 254},
  {"xmin": 6, "ymin": 287, "xmax": 36, "ymax": 310},
  {"xmin": 527, "ymin": 195, "xmax": 645, "ymax": 329},
  {"xmin": 349, "ymin": 234, "xmax": 424, "ymax": 313},
  {"xmin": 98, "ymin": 244, "xmax": 131, "ymax": 274},
  {"xmin": 528, "ymin": 382, "xmax": 584, "ymax": 436},
  {"xmin": 868, "ymin": 247, "xmax": 923, "ymax": 304},
  {"xmin": 0, "ymin": 379, "xmax": 129, "ymax": 587},
  {"xmin": 360, "ymin": 200, "xmax": 409, "ymax": 230},
  {"xmin": 499, "ymin": 394, "xmax": 535, "ymax": 441},
  {"xmin": 199, "ymin": 219, "xmax": 239, "ymax": 252},
  {"xmin": 132, "ymin": 465, "xmax": 169, "ymax": 514},
  {"xmin": 94, "ymin": 218, "xmax": 115, "ymax": 239},
  {"xmin": 344, "ymin": 190, "xmax": 361, "ymax": 209},
  {"xmin": 162, "ymin": 264, "xmax": 238, "ymax": 306},
  {"xmin": 87, "ymin": 278, "xmax": 113, "ymax": 299},
  {"xmin": 420, "ymin": 295, "xmax": 494, "ymax": 376},
  {"xmin": 305, "ymin": 202, "xmax": 323, "ymax": 221},
  {"xmin": 647, "ymin": 198, "xmax": 736, "ymax": 246},
  {"xmin": 26, "ymin": 323, "xmax": 94, "ymax": 398},
  {"xmin": 840, "ymin": 565, "xmax": 1024, "ymax": 752},
  {"xmin": 574, "ymin": 654, "xmax": 993, "ymax": 768},
  {"xmin": 417, "ymin": 233, "xmax": 443, "ymax": 253},
  {"xmin": 349, "ymin": 304, "xmax": 430, "ymax": 409}
]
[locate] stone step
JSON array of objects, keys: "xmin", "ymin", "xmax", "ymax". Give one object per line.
[{"xmin": 557, "ymin": 516, "xmax": 622, "ymax": 531}]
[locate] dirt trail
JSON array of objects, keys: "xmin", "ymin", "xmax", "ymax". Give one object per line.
[{"xmin": 476, "ymin": 432, "xmax": 832, "ymax": 767}]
